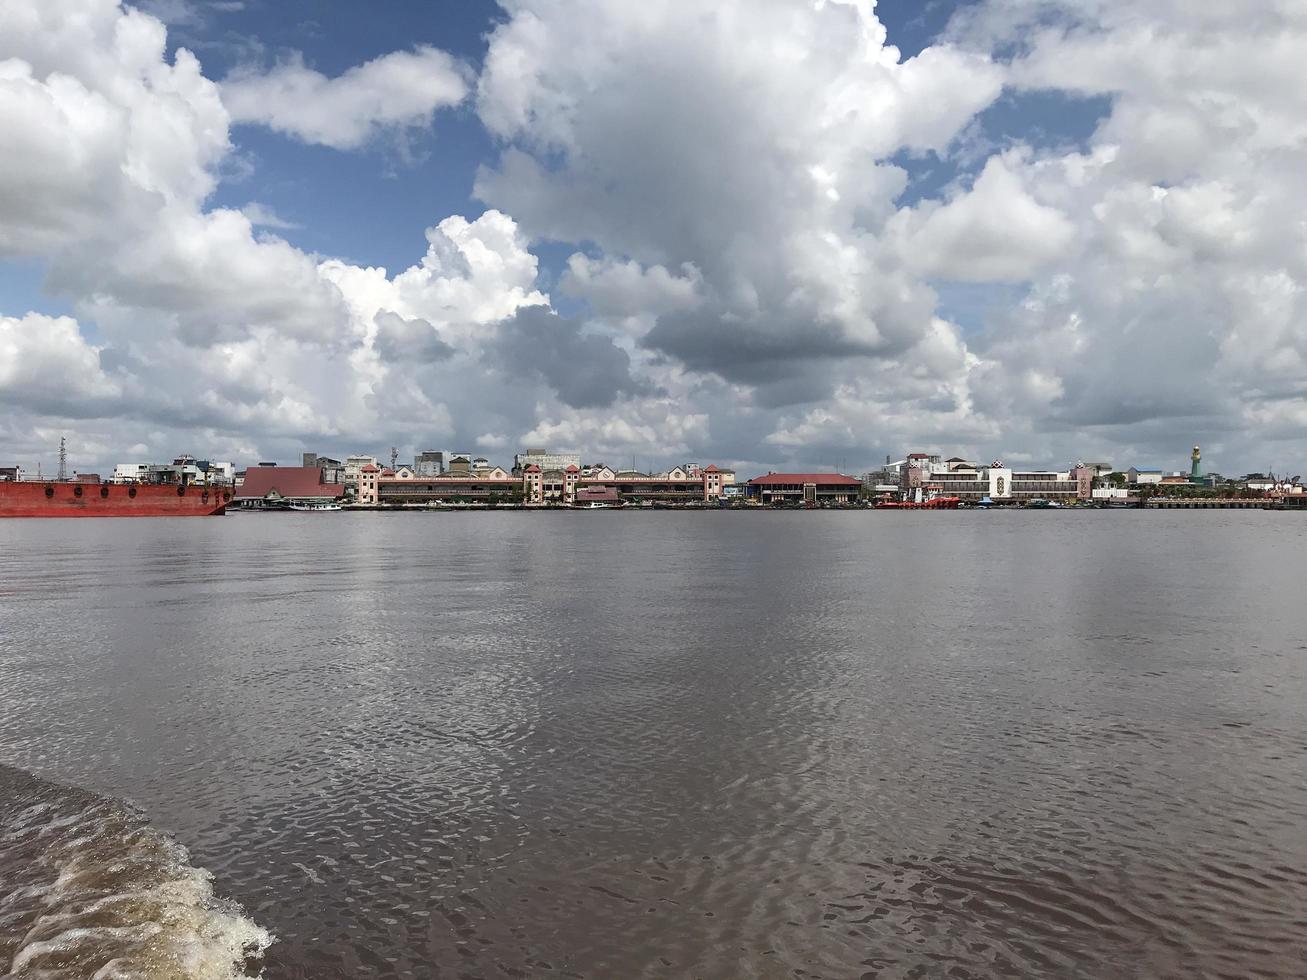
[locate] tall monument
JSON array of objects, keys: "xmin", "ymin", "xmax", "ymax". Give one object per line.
[{"xmin": 1190, "ymin": 445, "xmax": 1202, "ymax": 482}]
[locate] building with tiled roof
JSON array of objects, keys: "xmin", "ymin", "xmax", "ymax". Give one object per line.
[
  {"xmin": 234, "ymin": 466, "xmax": 348, "ymax": 509},
  {"xmin": 347, "ymin": 457, "xmax": 737, "ymax": 508},
  {"xmin": 745, "ymin": 473, "xmax": 861, "ymax": 504}
]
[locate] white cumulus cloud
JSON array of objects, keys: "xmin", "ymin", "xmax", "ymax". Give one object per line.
[{"xmin": 222, "ymin": 46, "xmax": 468, "ymax": 149}]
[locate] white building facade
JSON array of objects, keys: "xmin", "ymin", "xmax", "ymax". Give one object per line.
[
  {"xmin": 514, "ymin": 449, "xmax": 582, "ymax": 474},
  {"xmin": 902, "ymin": 455, "xmax": 1093, "ymax": 503}
]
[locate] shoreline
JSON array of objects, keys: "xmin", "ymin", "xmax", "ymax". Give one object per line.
[{"xmin": 228, "ymin": 501, "xmax": 1301, "ymax": 514}]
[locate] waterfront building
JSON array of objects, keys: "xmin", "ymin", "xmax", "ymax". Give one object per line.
[
  {"xmin": 370, "ymin": 469, "xmax": 523, "ymax": 505},
  {"xmin": 356, "ymin": 461, "xmax": 736, "ymax": 506},
  {"xmin": 531, "ymin": 464, "xmax": 577, "ymax": 503},
  {"xmin": 574, "ymin": 485, "xmax": 622, "ymax": 506},
  {"xmin": 343, "ymin": 455, "xmax": 378, "ymax": 494},
  {"xmin": 564, "ymin": 465, "xmax": 727, "ymax": 506},
  {"xmin": 414, "ymin": 451, "xmax": 444, "ymax": 476},
  {"xmin": 523, "ymin": 464, "xmax": 542, "ymax": 502},
  {"xmin": 357, "ymin": 463, "xmax": 380, "ymax": 503},
  {"xmin": 301, "ymin": 453, "xmax": 344, "ymax": 483},
  {"xmin": 1127, "ymin": 468, "xmax": 1164, "ymax": 485},
  {"xmin": 513, "ymin": 448, "xmax": 582, "ymax": 474},
  {"xmin": 900, "ymin": 455, "xmax": 1094, "ymax": 503},
  {"xmin": 746, "ymin": 473, "xmax": 861, "ymax": 504},
  {"xmin": 234, "ymin": 466, "xmax": 348, "ymax": 509},
  {"xmin": 862, "ymin": 458, "xmax": 904, "ymax": 496}
]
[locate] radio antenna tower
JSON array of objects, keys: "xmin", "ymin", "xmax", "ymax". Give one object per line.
[
  {"xmin": 390, "ymin": 446, "xmax": 399, "ymax": 470},
  {"xmin": 57, "ymin": 437, "xmax": 68, "ymax": 481}
]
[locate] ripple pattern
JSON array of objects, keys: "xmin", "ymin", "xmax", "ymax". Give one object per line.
[{"xmin": 1, "ymin": 511, "xmax": 1306, "ymax": 978}]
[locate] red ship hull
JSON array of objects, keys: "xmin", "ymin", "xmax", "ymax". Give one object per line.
[{"xmin": 0, "ymin": 481, "xmax": 229, "ymax": 517}]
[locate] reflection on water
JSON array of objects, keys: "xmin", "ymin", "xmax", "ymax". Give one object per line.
[{"xmin": 2, "ymin": 511, "xmax": 1307, "ymax": 978}]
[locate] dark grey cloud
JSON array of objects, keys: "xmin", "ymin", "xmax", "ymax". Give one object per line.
[
  {"xmin": 641, "ymin": 306, "xmax": 881, "ymax": 405},
  {"xmin": 373, "ymin": 311, "xmax": 455, "ymax": 363},
  {"xmin": 489, "ymin": 305, "xmax": 650, "ymax": 409}
]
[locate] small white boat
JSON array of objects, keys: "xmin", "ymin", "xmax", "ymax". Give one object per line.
[{"xmin": 288, "ymin": 501, "xmax": 342, "ymax": 511}]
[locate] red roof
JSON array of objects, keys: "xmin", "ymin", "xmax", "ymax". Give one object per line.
[
  {"xmin": 704, "ymin": 464, "xmax": 719, "ymax": 472},
  {"xmin": 565, "ymin": 464, "xmax": 579, "ymax": 473},
  {"xmin": 747, "ymin": 473, "xmax": 861, "ymax": 486},
  {"xmin": 360, "ymin": 463, "xmax": 380, "ymax": 473},
  {"xmin": 236, "ymin": 466, "xmax": 345, "ymax": 499},
  {"xmin": 907, "ymin": 453, "xmax": 931, "ymax": 459},
  {"xmin": 524, "ymin": 464, "xmax": 541, "ymax": 473}
]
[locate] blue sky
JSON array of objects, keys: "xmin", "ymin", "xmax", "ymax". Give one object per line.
[
  {"xmin": 11, "ymin": 0, "xmax": 1108, "ymax": 336},
  {"xmin": 182, "ymin": 0, "xmax": 502, "ymax": 274},
  {"xmin": 175, "ymin": 0, "xmax": 1110, "ymax": 328}
]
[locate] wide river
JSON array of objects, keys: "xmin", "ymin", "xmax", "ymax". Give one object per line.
[{"xmin": 2, "ymin": 511, "xmax": 1306, "ymax": 979}]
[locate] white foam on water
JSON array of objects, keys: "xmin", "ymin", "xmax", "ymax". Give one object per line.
[{"xmin": 1, "ymin": 764, "xmax": 273, "ymax": 980}]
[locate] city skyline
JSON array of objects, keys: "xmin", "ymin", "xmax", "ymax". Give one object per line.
[
  {"xmin": 9, "ymin": 437, "xmax": 1298, "ymax": 488},
  {"xmin": 3, "ymin": 1, "xmax": 1306, "ymax": 477}
]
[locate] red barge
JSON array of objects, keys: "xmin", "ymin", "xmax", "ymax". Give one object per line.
[{"xmin": 0, "ymin": 480, "xmax": 230, "ymax": 518}]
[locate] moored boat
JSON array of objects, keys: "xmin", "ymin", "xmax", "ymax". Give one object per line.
[
  {"xmin": 0, "ymin": 480, "xmax": 229, "ymax": 518},
  {"xmin": 570, "ymin": 486, "xmax": 624, "ymax": 509},
  {"xmin": 874, "ymin": 496, "xmax": 962, "ymax": 509}
]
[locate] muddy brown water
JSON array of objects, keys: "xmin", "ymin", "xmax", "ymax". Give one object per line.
[{"xmin": 2, "ymin": 511, "xmax": 1306, "ymax": 978}]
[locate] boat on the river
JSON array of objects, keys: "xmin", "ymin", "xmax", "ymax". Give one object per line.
[
  {"xmin": 0, "ymin": 479, "xmax": 229, "ymax": 518},
  {"xmin": 874, "ymin": 496, "xmax": 962, "ymax": 510},
  {"xmin": 571, "ymin": 486, "xmax": 624, "ymax": 509}
]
